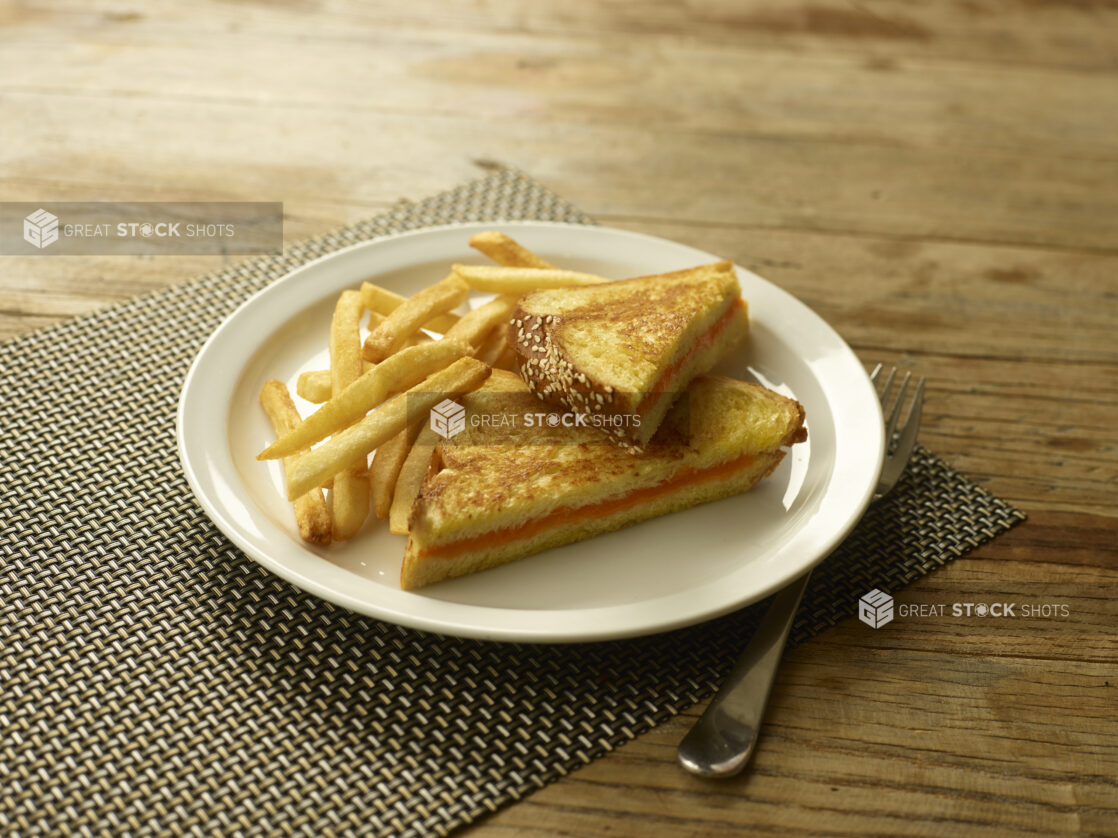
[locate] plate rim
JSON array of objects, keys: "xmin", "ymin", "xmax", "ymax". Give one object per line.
[{"xmin": 177, "ymin": 220, "xmax": 884, "ymax": 642}]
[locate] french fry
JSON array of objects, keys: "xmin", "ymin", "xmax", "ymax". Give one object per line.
[
  {"xmin": 450, "ymin": 264, "xmax": 610, "ymax": 293},
  {"xmin": 370, "ymin": 420, "xmax": 423, "ymax": 520},
  {"xmin": 468, "ymin": 231, "xmax": 555, "ymax": 269},
  {"xmin": 259, "ymin": 380, "xmax": 332, "ymax": 546},
  {"xmin": 361, "ymin": 282, "xmax": 460, "ymax": 334},
  {"xmin": 297, "ymin": 370, "xmax": 333, "ymax": 403},
  {"xmin": 331, "ymin": 466, "xmax": 369, "ymax": 541},
  {"xmin": 297, "ymin": 362, "xmax": 376, "ymax": 404},
  {"xmin": 330, "ymin": 290, "xmax": 364, "ymax": 393},
  {"xmin": 369, "ymin": 309, "xmax": 433, "ymax": 348},
  {"xmin": 363, "ymin": 276, "xmax": 469, "ymax": 362},
  {"xmin": 284, "ymin": 357, "xmax": 491, "ymax": 500},
  {"xmin": 329, "ymin": 289, "xmax": 370, "ymax": 541},
  {"xmin": 442, "ymin": 295, "xmax": 518, "ymax": 351},
  {"xmin": 258, "ymin": 339, "xmax": 472, "ymax": 460},
  {"xmin": 389, "ymin": 426, "xmax": 439, "ymax": 534}
]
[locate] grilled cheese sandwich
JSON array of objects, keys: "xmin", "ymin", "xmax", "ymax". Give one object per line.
[{"xmin": 401, "ymin": 370, "xmax": 805, "ymax": 590}]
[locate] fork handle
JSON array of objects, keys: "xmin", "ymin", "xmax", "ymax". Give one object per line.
[{"xmin": 677, "ymin": 570, "xmax": 812, "ymax": 777}]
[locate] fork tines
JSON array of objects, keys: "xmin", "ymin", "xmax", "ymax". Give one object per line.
[{"xmin": 870, "ymin": 363, "xmax": 926, "ymax": 453}]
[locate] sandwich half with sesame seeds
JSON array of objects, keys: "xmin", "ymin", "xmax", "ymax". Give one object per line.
[
  {"xmin": 511, "ymin": 260, "xmax": 749, "ymax": 447},
  {"xmin": 400, "ymin": 370, "xmax": 806, "ymax": 590}
]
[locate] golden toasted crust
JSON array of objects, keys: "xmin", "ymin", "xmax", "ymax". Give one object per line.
[
  {"xmin": 512, "ymin": 261, "xmax": 746, "ymax": 445},
  {"xmin": 400, "ymin": 371, "xmax": 806, "ymax": 589}
]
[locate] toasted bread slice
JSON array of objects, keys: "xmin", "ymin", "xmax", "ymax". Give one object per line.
[
  {"xmin": 400, "ymin": 370, "xmax": 805, "ymax": 590},
  {"xmin": 512, "ymin": 260, "xmax": 748, "ymax": 446}
]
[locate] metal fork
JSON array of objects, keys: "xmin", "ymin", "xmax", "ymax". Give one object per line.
[{"xmin": 677, "ymin": 364, "xmax": 925, "ymax": 778}]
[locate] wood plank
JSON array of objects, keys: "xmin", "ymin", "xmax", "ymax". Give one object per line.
[
  {"xmin": 3, "ymin": 91, "xmax": 1117, "ymax": 251},
  {"xmin": 2, "ymin": 23, "xmax": 1117, "ymax": 160},
  {"xmin": 5, "ymin": 0, "xmax": 1118, "ymax": 72}
]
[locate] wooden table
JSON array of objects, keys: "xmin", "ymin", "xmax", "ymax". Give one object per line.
[{"xmin": 3, "ymin": 2, "xmax": 1114, "ymax": 834}]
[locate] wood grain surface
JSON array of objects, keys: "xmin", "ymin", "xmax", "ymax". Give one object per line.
[{"xmin": 2, "ymin": 1, "xmax": 1115, "ymax": 835}]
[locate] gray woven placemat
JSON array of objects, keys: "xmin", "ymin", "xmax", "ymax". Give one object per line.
[{"xmin": 0, "ymin": 169, "xmax": 1024, "ymax": 837}]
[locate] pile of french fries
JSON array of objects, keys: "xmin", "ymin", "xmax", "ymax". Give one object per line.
[{"xmin": 257, "ymin": 231, "xmax": 610, "ymax": 546}]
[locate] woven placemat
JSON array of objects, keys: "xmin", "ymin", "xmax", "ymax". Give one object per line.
[{"xmin": 0, "ymin": 170, "xmax": 1024, "ymax": 837}]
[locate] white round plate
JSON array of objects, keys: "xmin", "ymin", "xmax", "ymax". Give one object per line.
[{"xmin": 178, "ymin": 222, "xmax": 883, "ymax": 642}]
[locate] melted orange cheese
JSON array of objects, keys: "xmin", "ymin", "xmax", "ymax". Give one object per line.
[{"xmin": 634, "ymin": 297, "xmax": 744, "ymax": 416}]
